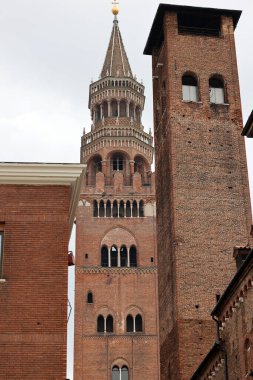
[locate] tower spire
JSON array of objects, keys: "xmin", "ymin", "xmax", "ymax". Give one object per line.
[{"xmin": 100, "ymin": 1, "xmax": 133, "ymax": 78}]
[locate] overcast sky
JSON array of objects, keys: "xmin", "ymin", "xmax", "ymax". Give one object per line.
[{"xmin": 1, "ymin": 1, "xmax": 252, "ymax": 378}]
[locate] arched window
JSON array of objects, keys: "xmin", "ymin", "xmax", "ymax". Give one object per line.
[
  {"xmin": 139, "ymin": 200, "xmax": 144, "ymax": 217},
  {"xmin": 87, "ymin": 292, "xmax": 93, "ymax": 304},
  {"xmin": 209, "ymin": 76, "xmax": 225, "ymax": 104},
  {"xmin": 136, "ymin": 107, "xmax": 141, "ymax": 123},
  {"xmin": 112, "ymin": 366, "xmax": 120, "ymax": 380},
  {"xmin": 103, "ymin": 101, "xmax": 108, "ymax": 118},
  {"xmin": 129, "ymin": 103, "xmax": 134, "ymax": 118},
  {"xmin": 93, "ymin": 200, "xmax": 98, "ymax": 217},
  {"xmin": 120, "ymin": 100, "xmax": 127, "ymax": 117},
  {"xmin": 101, "ymin": 245, "xmax": 109, "ymax": 267},
  {"xmin": 96, "ymin": 105, "xmax": 101, "ymax": 121},
  {"xmin": 119, "ymin": 200, "xmax": 124, "ymax": 218},
  {"xmin": 130, "ymin": 246, "xmax": 137, "ymax": 267},
  {"xmin": 99, "ymin": 200, "xmax": 105, "ymax": 217},
  {"xmin": 120, "ymin": 246, "xmax": 128, "ymax": 267},
  {"xmin": 111, "ymin": 246, "xmax": 118, "ymax": 267},
  {"xmin": 135, "ymin": 314, "xmax": 143, "ymax": 332},
  {"xmin": 106, "ymin": 200, "xmax": 112, "ymax": 217},
  {"xmin": 112, "ymin": 366, "xmax": 129, "ymax": 380},
  {"xmin": 106, "ymin": 315, "xmax": 114, "ymax": 333},
  {"xmin": 126, "ymin": 315, "xmax": 134, "ymax": 332},
  {"xmin": 126, "ymin": 201, "xmax": 131, "ymax": 217},
  {"xmin": 132, "ymin": 201, "xmax": 138, "ymax": 217},
  {"xmin": 97, "ymin": 315, "xmax": 104, "ymax": 333},
  {"xmin": 113, "ymin": 200, "xmax": 118, "ymax": 218},
  {"xmin": 182, "ymin": 74, "xmax": 198, "ymax": 102},
  {"xmin": 111, "ymin": 100, "xmax": 118, "ymax": 117}
]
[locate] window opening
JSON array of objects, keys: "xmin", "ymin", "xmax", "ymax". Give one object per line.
[
  {"xmin": 111, "ymin": 100, "xmax": 118, "ymax": 117},
  {"xmin": 106, "ymin": 315, "xmax": 114, "ymax": 332},
  {"xmin": 130, "ymin": 246, "xmax": 137, "ymax": 267},
  {"xmin": 87, "ymin": 292, "xmax": 93, "ymax": 304},
  {"xmin": 112, "ymin": 366, "xmax": 129, "ymax": 380},
  {"xmin": 126, "ymin": 315, "xmax": 134, "ymax": 332},
  {"xmin": 126, "ymin": 201, "xmax": 131, "ymax": 217},
  {"xmin": 135, "ymin": 314, "xmax": 143, "ymax": 332},
  {"xmin": 119, "ymin": 201, "xmax": 124, "ymax": 218},
  {"xmin": 132, "ymin": 201, "xmax": 138, "ymax": 217},
  {"xmin": 111, "ymin": 246, "xmax": 118, "ymax": 267},
  {"xmin": 106, "ymin": 200, "xmax": 112, "ymax": 217},
  {"xmin": 93, "ymin": 200, "xmax": 98, "ymax": 217},
  {"xmin": 99, "ymin": 200, "xmax": 105, "ymax": 217},
  {"xmin": 209, "ymin": 77, "xmax": 225, "ymax": 104},
  {"xmin": 113, "ymin": 200, "xmax": 118, "ymax": 218},
  {"xmin": 182, "ymin": 75, "xmax": 198, "ymax": 102},
  {"xmin": 113, "ymin": 156, "xmax": 124, "ymax": 171},
  {"xmin": 120, "ymin": 101, "xmax": 127, "ymax": 117},
  {"xmin": 139, "ymin": 200, "xmax": 144, "ymax": 217},
  {"xmin": 97, "ymin": 315, "xmax": 104, "ymax": 333},
  {"xmin": 101, "ymin": 246, "xmax": 109, "ymax": 267},
  {"xmin": 178, "ymin": 12, "xmax": 221, "ymax": 37},
  {"xmin": 120, "ymin": 246, "xmax": 128, "ymax": 267}
]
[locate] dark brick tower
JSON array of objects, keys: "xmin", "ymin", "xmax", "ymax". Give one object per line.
[
  {"xmin": 144, "ymin": 5, "xmax": 253, "ymax": 380},
  {"xmin": 74, "ymin": 9, "xmax": 160, "ymax": 380}
]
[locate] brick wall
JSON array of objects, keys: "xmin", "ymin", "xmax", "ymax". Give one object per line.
[
  {"xmin": 0, "ymin": 185, "xmax": 71, "ymax": 379},
  {"xmin": 152, "ymin": 10, "xmax": 253, "ymax": 379}
]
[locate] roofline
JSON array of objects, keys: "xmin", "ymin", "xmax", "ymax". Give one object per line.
[
  {"xmin": 190, "ymin": 342, "xmax": 222, "ymax": 379},
  {"xmin": 144, "ymin": 4, "xmax": 242, "ymax": 55},
  {"xmin": 211, "ymin": 249, "xmax": 253, "ymax": 317},
  {"xmin": 242, "ymin": 110, "xmax": 253, "ymax": 137},
  {"xmin": 0, "ymin": 162, "xmax": 86, "ymax": 237}
]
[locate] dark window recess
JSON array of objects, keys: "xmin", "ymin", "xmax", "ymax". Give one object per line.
[
  {"xmin": 85, "ymin": 253, "xmax": 88, "ymax": 259},
  {"xmin": 151, "ymin": 257, "xmax": 154, "ymax": 263},
  {"xmin": 178, "ymin": 12, "xmax": 221, "ymax": 37},
  {"xmin": 101, "ymin": 246, "xmax": 109, "ymax": 267},
  {"xmin": 97, "ymin": 315, "xmax": 104, "ymax": 332},
  {"xmin": 87, "ymin": 292, "xmax": 93, "ymax": 304}
]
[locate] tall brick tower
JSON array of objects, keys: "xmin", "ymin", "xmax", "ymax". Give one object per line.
[
  {"xmin": 144, "ymin": 4, "xmax": 253, "ymax": 380},
  {"xmin": 74, "ymin": 7, "xmax": 160, "ymax": 380}
]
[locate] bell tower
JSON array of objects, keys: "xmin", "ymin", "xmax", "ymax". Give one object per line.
[{"xmin": 74, "ymin": 4, "xmax": 160, "ymax": 379}]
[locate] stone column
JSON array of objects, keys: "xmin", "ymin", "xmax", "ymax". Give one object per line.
[
  {"xmin": 102, "ymin": 160, "xmax": 107, "ymax": 176},
  {"xmin": 127, "ymin": 101, "xmax": 130, "ymax": 117},
  {"xmin": 100, "ymin": 104, "xmax": 103, "ymax": 120},
  {"xmin": 117, "ymin": 247, "xmax": 120, "ymax": 267},
  {"xmin": 117, "ymin": 101, "xmax": 120, "ymax": 117},
  {"xmin": 104, "ymin": 317, "xmax": 107, "ymax": 333},
  {"xmin": 108, "ymin": 248, "xmax": 111, "ymax": 267},
  {"xmin": 129, "ymin": 160, "xmax": 135, "ymax": 176},
  {"xmin": 127, "ymin": 247, "xmax": 130, "ymax": 267},
  {"xmin": 108, "ymin": 100, "xmax": 111, "ymax": 117}
]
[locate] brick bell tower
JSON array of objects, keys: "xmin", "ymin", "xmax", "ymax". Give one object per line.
[
  {"xmin": 74, "ymin": 5, "xmax": 160, "ymax": 380},
  {"xmin": 144, "ymin": 4, "xmax": 253, "ymax": 380}
]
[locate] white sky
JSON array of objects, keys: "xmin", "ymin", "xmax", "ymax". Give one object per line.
[{"xmin": 1, "ymin": 1, "xmax": 252, "ymax": 379}]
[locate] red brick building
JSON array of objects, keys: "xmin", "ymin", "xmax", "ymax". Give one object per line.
[
  {"xmin": 191, "ymin": 246, "xmax": 253, "ymax": 380},
  {"xmin": 73, "ymin": 10, "xmax": 160, "ymax": 380},
  {"xmin": 0, "ymin": 163, "xmax": 84, "ymax": 380},
  {"xmin": 144, "ymin": 5, "xmax": 253, "ymax": 379}
]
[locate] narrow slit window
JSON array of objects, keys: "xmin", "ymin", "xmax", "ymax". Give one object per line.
[{"xmin": 87, "ymin": 292, "xmax": 93, "ymax": 304}]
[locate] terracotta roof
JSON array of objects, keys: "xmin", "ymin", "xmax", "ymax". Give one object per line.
[{"xmin": 101, "ymin": 18, "xmax": 133, "ymax": 78}]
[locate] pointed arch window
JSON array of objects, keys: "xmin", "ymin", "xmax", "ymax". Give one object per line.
[
  {"xmin": 93, "ymin": 200, "xmax": 98, "ymax": 217},
  {"xmin": 139, "ymin": 200, "xmax": 144, "ymax": 217},
  {"xmin": 126, "ymin": 201, "xmax": 131, "ymax": 217},
  {"xmin": 101, "ymin": 245, "xmax": 109, "ymax": 267},
  {"xmin": 182, "ymin": 74, "xmax": 198, "ymax": 102},
  {"xmin": 209, "ymin": 76, "xmax": 225, "ymax": 104},
  {"xmin": 130, "ymin": 245, "xmax": 137, "ymax": 267},
  {"xmin": 119, "ymin": 201, "xmax": 124, "ymax": 218},
  {"xmin": 111, "ymin": 246, "xmax": 118, "ymax": 267},
  {"xmin": 126, "ymin": 315, "xmax": 134, "ymax": 332},
  {"xmin": 132, "ymin": 201, "xmax": 138, "ymax": 217},
  {"xmin": 99, "ymin": 200, "xmax": 105, "ymax": 217},
  {"xmin": 97, "ymin": 315, "xmax": 104, "ymax": 333},
  {"xmin": 135, "ymin": 314, "xmax": 143, "ymax": 332},
  {"xmin": 106, "ymin": 200, "xmax": 112, "ymax": 217},
  {"xmin": 112, "ymin": 200, "xmax": 118, "ymax": 218},
  {"xmin": 120, "ymin": 246, "xmax": 128, "ymax": 267}
]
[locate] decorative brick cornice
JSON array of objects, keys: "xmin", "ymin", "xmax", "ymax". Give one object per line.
[{"xmin": 76, "ymin": 266, "xmax": 157, "ymax": 274}]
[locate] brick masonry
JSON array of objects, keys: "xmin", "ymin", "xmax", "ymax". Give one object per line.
[
  {"xmin": 150, "ymin": 9, "xmax": 253, "ymax": 380},
  {"xmin": 0, "ymin": 185, "xmax": 71, "ymax": 379}
]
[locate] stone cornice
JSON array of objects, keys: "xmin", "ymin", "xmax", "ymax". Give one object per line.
[
  {"xmin": 0, "ymin": 163, "xmax": 86, "ymax": 237},
  {"xmin": 76, "ymin": 266, "xmax": 157, "ymax": 274}
]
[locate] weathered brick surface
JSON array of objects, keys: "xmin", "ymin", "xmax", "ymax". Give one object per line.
[
  {"xmin": 0, "ymin": 185, "xmax": 70, "ymax": 379},
  {"xmin": 151, "ymin": 10, "xmax": 253, "ymax": 380}
]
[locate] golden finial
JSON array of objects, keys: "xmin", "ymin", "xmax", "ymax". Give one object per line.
[{"xmin": 112, "ymin": 0, "xmax": 119, "ymax": 16}]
